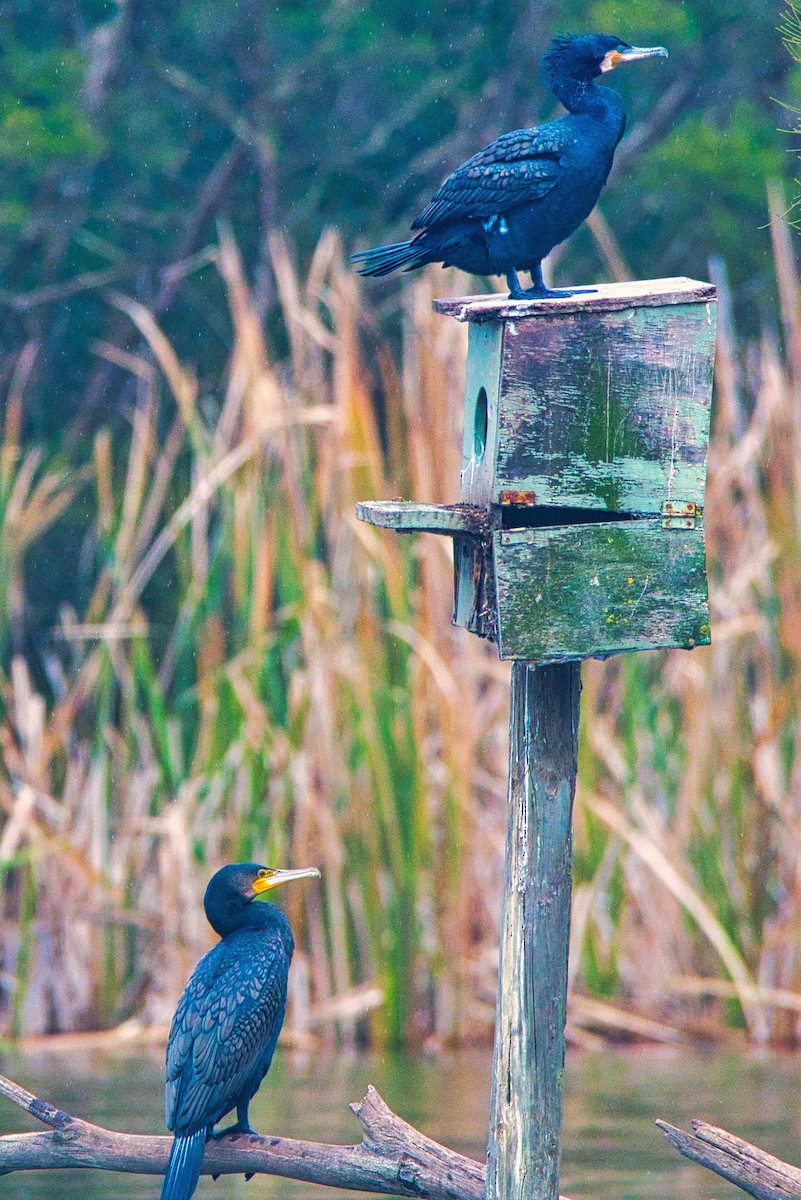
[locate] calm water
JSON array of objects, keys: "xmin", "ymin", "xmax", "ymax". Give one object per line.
[{"xmin": 2, "ymin": 1044, "xmax": 800, "ymax": 1200}]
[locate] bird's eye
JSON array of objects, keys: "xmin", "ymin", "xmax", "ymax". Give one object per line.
[{"xmin": 258, "ymin": 869, "xmax": 267, "ymax": 878}]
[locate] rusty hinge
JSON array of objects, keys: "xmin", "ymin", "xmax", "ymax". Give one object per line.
[
  {"xmin": 499, "ymin": 489, "xmax": 537, "ymax": 506},
  {"xmin": 661, "ymin": 500, "xmax": 699, "ymax": 529}
]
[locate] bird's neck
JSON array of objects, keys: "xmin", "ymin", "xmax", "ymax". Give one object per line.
[
  {"xmin": 555, "ymin": 78, "xmax": 619, "ymax": 119},
  {"xmin": 209, "ymin": 897, "xmax": 293, "ymax": 950}
]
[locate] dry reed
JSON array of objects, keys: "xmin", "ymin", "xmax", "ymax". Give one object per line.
[{"xmin": 2, "ymin": 212, "xmax": 801, "ymax": 1048}]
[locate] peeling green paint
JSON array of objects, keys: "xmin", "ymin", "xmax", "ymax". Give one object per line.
[
  {"xmin": 449, "ymin": 283, "xmax": 717, "ymax": 661},
  {"xmin": 461, "ymin": 322, "xmax": 502, "ymax": 507},
  {"xmin": 494, "ymin": 302, "xmax": 716, "ymax": 513},
  {"xmin": 493, "ymin": 519, "xmax": 710, "ymax": 661}
]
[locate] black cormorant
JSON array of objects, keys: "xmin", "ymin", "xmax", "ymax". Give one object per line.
[
  {"xmin": 160, "ymin": 862, "xmax": 320, "ymax": 1200},
  {"xmin": 352, "ymin": 34, "xmax": 667, "ymax": 299}
]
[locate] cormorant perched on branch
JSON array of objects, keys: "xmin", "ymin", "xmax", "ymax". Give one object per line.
[
  {"xmin": 352, "ymin": 34, "xmax": 667, "ymax": 299},
  {"xmin": 160, "ymin": 862, "xmax": 320, "ymax": 1200}
]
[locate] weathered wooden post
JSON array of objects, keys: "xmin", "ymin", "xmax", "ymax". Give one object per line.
[{"xmin": 357, "ymin": 277, "xmax": 717, "ymax": 1200}]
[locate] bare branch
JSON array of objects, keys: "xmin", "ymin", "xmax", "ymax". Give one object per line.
[
  {"xmin": 0, "ymin": 1076, "xmax": 73, "ymax": 1131},
  {"xmin": 0, "ymin": 1073, "xmax": 485, "ymax": 1200},
  {"xmin": 657, "ymin": 1118, "xmax": 801, "ymax": 1200}
]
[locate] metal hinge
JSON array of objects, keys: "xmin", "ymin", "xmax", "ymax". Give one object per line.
[
  {"xmin": 661, "ymin": 500, "xmax": 699, "ymax": 529},
  {"xmin": 499, "ymin": 489, "xmax": 537, "ymax": 506}
]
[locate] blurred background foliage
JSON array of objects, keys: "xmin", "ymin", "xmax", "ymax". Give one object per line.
[
  {"xmin": 2, "ymin": 0, "xmax": 797, "ymax": 443},
  {"xmin": 3, "ymin": 0, "xmax": 801, "ymax": 1048}
]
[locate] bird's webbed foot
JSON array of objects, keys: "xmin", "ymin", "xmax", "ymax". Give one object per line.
[
  {"xmin": 505, "ymin": 267, "xmax": 597, "ymax": 301},
  {"xmin": 211, "ymin": 1119, "xmax": 258, "ymax": 1139},
  {"xmin": 519, "ymin": 284, "xmax": 598, "ymax": 299}
]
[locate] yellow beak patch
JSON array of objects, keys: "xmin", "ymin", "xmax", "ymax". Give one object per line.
[{"xmin": 600, "ymin": 49, "xmax": 623, "ymax": 73}]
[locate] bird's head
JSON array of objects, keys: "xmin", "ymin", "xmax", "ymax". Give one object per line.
[
  {"xmin": 204, "ymin": 862, "xmax": 321, "ymax": 935},
  {"xmin": 542, "ymin": 33, "xmax": 668, "ymax": 88}
]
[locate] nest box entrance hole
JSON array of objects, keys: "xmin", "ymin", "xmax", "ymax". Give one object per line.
[{"xmin": 473, "ymin": 386, "xmax": 488, "ymax": 462}]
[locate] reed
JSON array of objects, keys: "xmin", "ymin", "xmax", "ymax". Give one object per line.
[{"xmin": 2, "ymin": 214, "xmax": 801, "ymax": 1047}]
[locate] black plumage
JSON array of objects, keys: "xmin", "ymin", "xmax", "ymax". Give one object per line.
[
  {"xmin": 352, "ymin": 34, "xmax": 667, "ymax": 299},
  {"xmin": 160, "ymin": 862, "xmax": 320, "ymax": 1200}
]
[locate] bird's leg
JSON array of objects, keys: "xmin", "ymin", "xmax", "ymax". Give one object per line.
[
  {"xmin": 510, "ymin": 263, "xmax": 598, "ymax": 300},
  {"xmin": 505, "ymin": 268, "xmax": 527, "ymax": 299},
  {"xmin": 235, "ymin": 1101, "xmax": 257, "ymax": 1135},
  {"xmin": 212, "ymin": 1102, "xmax": 257, "ymax": 1139}
]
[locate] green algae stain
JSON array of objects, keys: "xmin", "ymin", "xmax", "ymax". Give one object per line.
[
  {"xmin": 494, "ymin": 520, "xmax": 710, "ymax": 661},
  {"xmin": 493, "ymin": 303, "xmax": 715, "ymax": 513}
]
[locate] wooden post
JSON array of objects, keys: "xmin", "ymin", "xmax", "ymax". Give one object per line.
[
  {"xmin": 357, "ymin": 278, "xmax": 717, "ymax": 1200},
  {"xmin": 487, "ymin": 661, "xmax": 581, "ymax": 1200}
]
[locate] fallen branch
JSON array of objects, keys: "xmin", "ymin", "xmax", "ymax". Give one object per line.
[
  {"xmin": 657, "ymin": 1118, "xmax": 801, "ymax": 1200},
  {"xmin": 0, "ymin": 1072, "xmax": 484, "ymax": 1200}
]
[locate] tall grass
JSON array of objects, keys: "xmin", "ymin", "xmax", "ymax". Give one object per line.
[
  {"xmin": 0, "ymin": 232, "xmax": 508, "ymax": 1046},
  {"xmin": 2, "ymin": 211, "xmax": 801, "ymax": 1047},
  {"xmin": 573, "ymin": 197, "xmax": 801, "ymax": 1046}
]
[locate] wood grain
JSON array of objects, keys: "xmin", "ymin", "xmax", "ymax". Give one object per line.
[
  {"xmin": 494, "ymin": 302, "xmax": 716, "ymax": 513},
  {"xmin": 658, "ymin": 1119, "xmax": 801, "ymax": 1200},
  {"xmin": 356, "ymin": 500, "xmax": 489, "ymax": 536},
  {"xmin": 460, "ymin": 322, "xmax": 502, "ymax": 507},
  {"xmin": 487, "ymin": 662, "xmax": 581, "ymax": 1200},
  {"xmin": 434, "ymin": 278, "xmax": 716, "ymax": 323},
  {"xmin": 453, "ymin": 534, "xmax": 498, "ymax": 640},
  {"xmin": 493, "ymin": 519, "xmax": 710, "ymax": 661}
]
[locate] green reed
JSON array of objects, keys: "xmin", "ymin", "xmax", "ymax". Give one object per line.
[{"xmin": 3, "ymin": 211, "xmax": 801, "ymax": 1047}]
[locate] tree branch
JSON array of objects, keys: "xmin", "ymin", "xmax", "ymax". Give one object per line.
[
  {"xmin": 657, "ymin": 1118, "xmax": 801, "ymax": 1200},
  {"xmin": 0, "ymin": 1072, "xmax": 485, "ymax": 1200}
]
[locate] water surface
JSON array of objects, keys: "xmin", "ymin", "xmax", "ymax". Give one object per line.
[{"xmin": 1, "ymin": 1044, "xmax": 798, "ymax": 1200}]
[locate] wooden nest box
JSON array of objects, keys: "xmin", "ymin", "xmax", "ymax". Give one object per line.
[{"xmin": 359, "ymin": 277, "xmax": 717, "ymax": 663}]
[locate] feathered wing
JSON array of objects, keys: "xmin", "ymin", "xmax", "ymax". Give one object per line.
[
  {"xmin": 165, "ymin": 937, "xmax": 289, "ymax": 1135},
  {"xmin": 411, "ymin": 123, "xmax": 570, "ymax": 231}
]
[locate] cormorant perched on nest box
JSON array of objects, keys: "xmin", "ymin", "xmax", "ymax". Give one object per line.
[{"xmin": 352, "ymin": 33, "xmax": 667, "ymax": 299}]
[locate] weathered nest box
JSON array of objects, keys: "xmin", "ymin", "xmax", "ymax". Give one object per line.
[{"xmin": 359, "ymin": 278, "xmax": 717, "ymax": 663}]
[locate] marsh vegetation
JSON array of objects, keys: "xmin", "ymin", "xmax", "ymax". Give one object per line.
[
  {"xmin": 2, "ymin": 207, "xmax": 801, "ymax": 1048},
  {"xmin": 4, "ymin": 0, "xmax": 801, "ymax": 1050}
]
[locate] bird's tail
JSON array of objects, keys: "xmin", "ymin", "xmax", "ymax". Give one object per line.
[
  {"xmin": 160, "ymin": 1129, "xmax": 208, "ymax": 1200},
  {"xmin": 351, "ymin": 239, "xmax": 431, "ymax": 277}
]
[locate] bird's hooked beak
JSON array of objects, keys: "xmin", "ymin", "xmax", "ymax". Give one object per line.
[
  {"xmin": 253, "ymin": 866, "xmax": 321, "ymax": 894},
  {"xmin": 600, "ymin": 45, "xmax": 668, "ymax": 73}
]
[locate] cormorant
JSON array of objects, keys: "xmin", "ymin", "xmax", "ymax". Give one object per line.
[
  {"xmin": 352, "ymin": 34, "xmax": 667, "ymax": 299},
  {"xmin": 160, "ymin": 862, "xmax": 320, "ymax": 1200}
]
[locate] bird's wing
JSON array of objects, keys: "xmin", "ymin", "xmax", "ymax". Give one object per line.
[
  {"xmin": 165, "ymin": 940, "xmax": 288, "ymax": 1133},
  {"xmin": 411, "ymin": 124, "xmax": 570, "ymax": 230}
]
